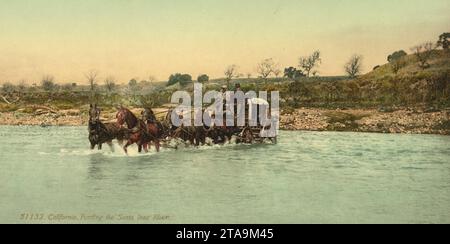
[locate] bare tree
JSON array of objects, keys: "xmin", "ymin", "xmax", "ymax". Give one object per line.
[
  {"xmin": 224, "ymin": 64, "xmax": 239, "ymax": 88},
  {"xmin": 344, "ymin": 55, "xmax": 363, "ymax": 78},
  {"xmin": 273, "ymin": 67, "xmax": 282, "ymax": 78},
  {"xmin": 256, "ymin": 58, "xmax": 276, "ymax": 79},
  {"xmin": 411, "ymin": 42, "xmax": 435, "ymax": 69},
  {"xmin": 104, "ymin": 76, "xmax": 116, "ymax": 94},
  {"xmin": 148, "ymin": 75, "xmax": 158, "ymax": 83},
  {"xmin": 299, "ymin": 50, "xmax": 321, "ymax": 77},
  {"xmin": 41, "ymin": 75, "xmax": 56, "ymax": 92},
  {"xmin": 85, "ymin": 70, "xmax": 99, "ymax": 93}
]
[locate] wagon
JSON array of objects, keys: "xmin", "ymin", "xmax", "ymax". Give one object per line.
[{"xmin": 235, "ymin": 97, "xmax": 278, "ymax": 144}]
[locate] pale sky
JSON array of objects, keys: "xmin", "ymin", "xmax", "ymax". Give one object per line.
[{"xmin": 0, "ymin": 0, "xmax": 449, "ymax": 84}]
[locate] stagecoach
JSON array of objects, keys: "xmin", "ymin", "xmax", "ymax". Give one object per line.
[{"xmin": 159, "ymin": 96, "xmax": 278, "ymax": 145}]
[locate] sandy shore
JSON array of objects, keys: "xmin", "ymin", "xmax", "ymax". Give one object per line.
[{"xmin": 1, "ymin": 107, "xmax": 449, "ymax": 135}]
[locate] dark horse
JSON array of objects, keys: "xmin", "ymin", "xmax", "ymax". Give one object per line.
[
  {"xmin": 116, "ymin": 106, "xmax": 161, "ymax": 154},
  {"xmin": 141, "ymin": 108, "xmax": 162, "ymax": 152},
  {"xmin": 88, "ymin": 104, "xmax": 128, "ymax": 151},
  {"xmin": 202, "ymin": 113, "xmax": 236, "ymax": 144},
  {"xmin": 164, "ymin": 109, "xmax": 206, "ymax": 146}
]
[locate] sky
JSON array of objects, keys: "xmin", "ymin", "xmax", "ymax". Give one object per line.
[{"xmin": 0, "ymin": 0, "xmax": 449, "ymax": 84}]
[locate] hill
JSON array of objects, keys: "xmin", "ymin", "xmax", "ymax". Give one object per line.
[{"xmin": 279, "ymin": 49, "xmax": 450, "ymax": 109}]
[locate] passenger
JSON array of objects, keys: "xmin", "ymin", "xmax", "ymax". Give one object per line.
[
  {"xmin": 220, "ymin": 85, "xmax": 227, "ymax": 100},
  {"xmin": 235, "ymin": 83, "xmax": 242, "ymax": 92},
  {"xmin": 142, "ymin": 108, "xmax": 156, "ymax": 123}
]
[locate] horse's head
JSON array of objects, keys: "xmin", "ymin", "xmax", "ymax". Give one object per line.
[
  {"xmin": 116, "ymin": 106, "xmax": 126, "ymax": 126},
  {"xmin": 116, "ymin": 106, "xmax": 138, "ymax": 129},
  {"xmin": 89, "ymin": 104, "xmax": 101, "ymax": 123}
]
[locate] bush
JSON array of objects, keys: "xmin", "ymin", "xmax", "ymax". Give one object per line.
[
  {"xmin": 1, "ymin": 82, "xmax": 16, "ymax": 94},
  {"xmin": 41, "ymin": 80, "xmax": 56, "ymax": 92}
]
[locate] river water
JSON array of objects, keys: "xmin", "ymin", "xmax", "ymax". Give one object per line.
[{"xmin": 0, "ymin": 126, "xmax": 449, "ymax": 223}]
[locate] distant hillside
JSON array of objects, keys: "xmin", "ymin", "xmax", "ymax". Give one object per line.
[
  {"xmin": 361, "ymin": 50, "xmax": 449, "ymax": 81},
  {"xmin": 281, "ymin": 49, "xmax": 450, "ymax": 109},
  {"xmin": 352, "ymin": 49, "xmax": 449, "ymax": 105}
]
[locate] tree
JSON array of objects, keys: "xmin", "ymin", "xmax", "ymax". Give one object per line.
[
  {"xmin": 411, "ymin": 42, "xmax": 435, "ymax": 69},
  {"xmin": 437, "ymin": 32, "xmax": 450, "ymax": 50},
  {"xmin": 126, "ymin": 78, "xmax": 140, "ymax": 101},
  {"xmin": 256, "ymin": 58, "xmax": 276, "ymax": 79},
  {"xmin": 299, "ymin": 50, "xmax": 321, "ymax": 77},
  {"xmin": 387, "ymin": 50, "xmax": 408, "ymax": 74},
  {"xmin": 129, "ymin": 78, "xmax": 138, "ymax": 90},
  {"xmin": 85, "ymin": 70, "xmax": 99, "ymax": 93},
  {"xmin": 197, "ymin": 74, "xmax": 209, "ymax": 84},
  {"xmin": 344, "ymin": 55, "xmax": 363, "ymax": 78},
  {"xmin": 41, "ymin": 75, "xmax": 56, "ymax": 92},
  {"xmin": 387, "ymin": 50, "xmax": 407, "ymax": 63},
  {"xmin": 168, "ymin": 74, "xmax": 179, "ymax": 86},
  {"xmin": 168, "ymin": 73, "xmax": 192, "ymax": 86},
  {"xmin": 179, "ymin": 74, "xmax": 192, "ymax": 86},
  {"xmin": 104, "ymin": 76, "xmax": 116, "ymax": 94},
  {"xmin": 224, "ymin": 64, "xmax": 239, "ymax": 88},
  {"xmin": 284, "ymin": 67, "xmax": 305, "ymax": 80}
]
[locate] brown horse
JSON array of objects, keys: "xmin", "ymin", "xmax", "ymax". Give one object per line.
[
  {"xmin": 141, "ymin": 108, "xmax": 162, "ymax": 152},
  {"xmin": 116, "ymin": 106, "xmax": 146, "ymax": 154},
  {"xmin": 88, "ymin": 104, "xmax": 128, "ymax": 151}
]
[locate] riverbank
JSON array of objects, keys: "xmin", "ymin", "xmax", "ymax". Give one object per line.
[
  {"xmin": 1, "ymin": 106, "xmax": 449, "ymax": 135},
  {"xmin": 280, "ymin": 107, "xmax": 450, "ymax": 135}
]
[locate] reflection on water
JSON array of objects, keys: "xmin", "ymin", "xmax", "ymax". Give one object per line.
[{"xmin": 0, "ymin": 125, "xmax": 449, "ymax": 223}]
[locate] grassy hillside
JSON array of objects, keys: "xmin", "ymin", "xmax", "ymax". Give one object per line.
[{"xmin": 278, "ymin": 49, "xmax": 450, "ymax": 109}]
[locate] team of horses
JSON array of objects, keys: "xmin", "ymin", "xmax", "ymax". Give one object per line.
[{"xmin": 88, "ymin": 104, "xmax": 256, "ymax": 154}]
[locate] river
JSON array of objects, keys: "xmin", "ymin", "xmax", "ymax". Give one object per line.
[{"xmin": 0, "ymin": 126, "xmax": 449, "ymax": 223}]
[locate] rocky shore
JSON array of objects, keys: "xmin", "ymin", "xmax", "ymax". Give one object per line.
[
  {"xmin": 1, "ymin": 107, "xmax": 449, "ymax": 135},
  {"xmin": 280, "ymin": 107, "xmax": 450, "ymax": 135}
]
